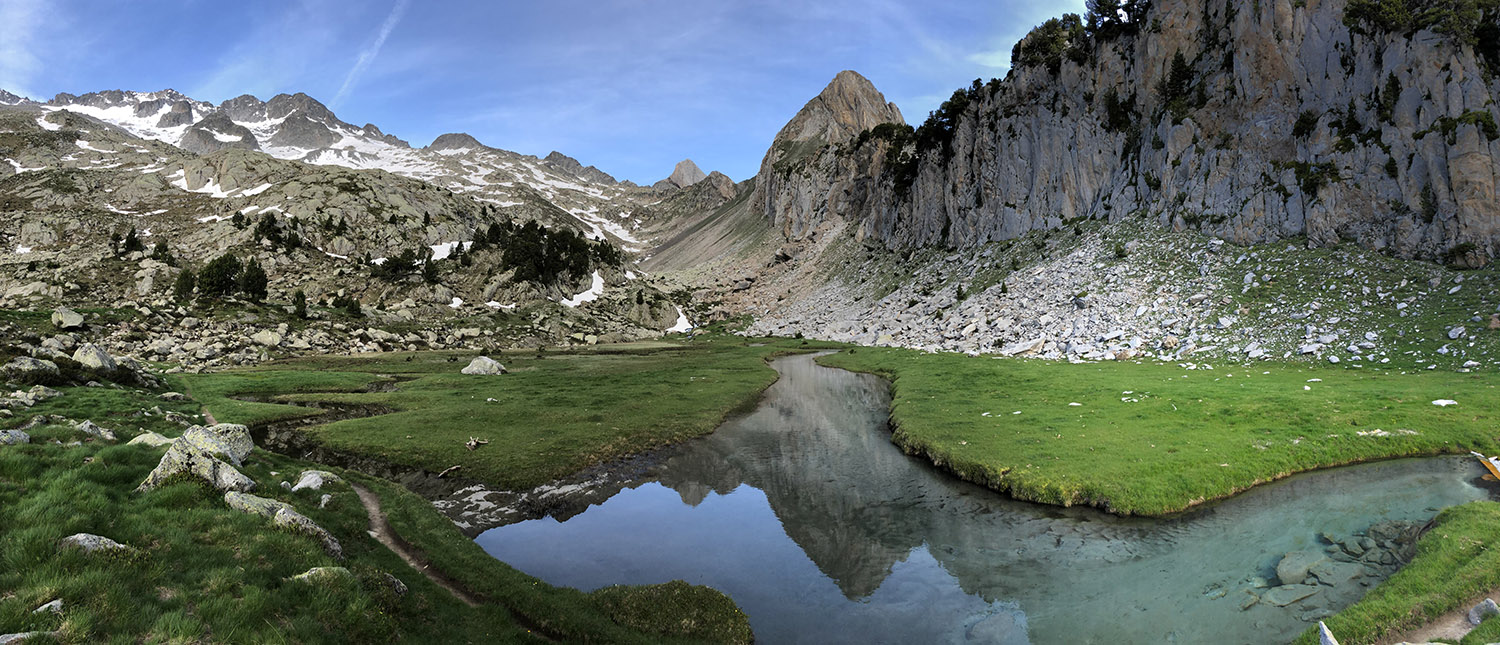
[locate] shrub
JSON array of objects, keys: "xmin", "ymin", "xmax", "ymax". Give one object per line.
[
  {"xmin": 1293, "ymin": 110, "xmax": 1321, "ymax": 138},
  {"xmin": 172, "ymin": 269, "xmax": 196, "ymax": 301},
  {"xmin": 197, "ymin": 254, "xmax": 241, "ymax": 298},
  {"xmin": 293, "ymin": 290, "xmax": 307, "ymax": 319}
]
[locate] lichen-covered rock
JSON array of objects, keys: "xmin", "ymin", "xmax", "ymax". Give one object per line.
[
  {"xmin": 73, "ymin": 420, "xmax": 116, "ymax": 441},
  {"xmin": 4, "ymin": 357, "xmax": 58, "ymax": 379},
  {"xmin": 59, "ymin": 533, "xmax": 135, "ymax": 554},
  {"xmin": 126, "ymin": 431, "xmax": 174, "ymax": 448},
  {"xmin": 289, "ymin": 567, "xmax": 354, "ymax": 585},
  {"xmin": 180, "ymin": 423, "xmax": 254, "ymax": 465},
  {"xmin": 137, "ymin": 439, "xmax": 256, "ymax": 493},
  {"xmin": 51, "ymin": 306, "xmax": 84, "ymax": 330},
  {"xmin": 72, "ymin": 344, "xmax": 117, "ymax": 372},
  {"xmin": 223, "ymin": 491, "xmax": 293, "ymax": 518},
  {"xmin": 0, "ymin": 430, "xmax": 28, "ymax": 445},
  {"xmin": 380, "ymin": 572, "xmax": 408, "ymax": 597},
  {"xmin": 291, "ymin": 470, "xmax": 341, "ymax": 492},
  {"xmin": 273, "ymin": 508, "xmax": 343, "ymax": 559}
]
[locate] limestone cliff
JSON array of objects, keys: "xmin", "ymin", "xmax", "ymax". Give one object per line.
[{"xmin": 763, "ymin": 0, "xmax": 1500, "ymax": 267}]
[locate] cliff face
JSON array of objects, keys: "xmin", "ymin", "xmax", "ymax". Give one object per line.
[{"xmin": 765, "ymin": 0, "xmax": 1500, "ymax": 267}]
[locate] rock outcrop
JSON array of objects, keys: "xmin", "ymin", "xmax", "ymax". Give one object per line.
[{"xmin": 756, "ymin": 1, "xmax": 1500, "ymax": 266}]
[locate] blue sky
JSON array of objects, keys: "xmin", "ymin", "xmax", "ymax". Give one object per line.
[{"xmin": 0, "ymin": 0, "xmax": 1082, "ymax": 184}]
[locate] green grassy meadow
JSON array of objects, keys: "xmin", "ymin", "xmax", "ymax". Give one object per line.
[
  {"xmin": 178, "ymin": 336, "xmax": 840, "ymax": 491},
  {"xmin": 0, "ymin": 385, "xmax": 751, "ymax": 643},
  {"xmin": 818, "ymin": 348, "xmax": 1500, "ymax": 515}
]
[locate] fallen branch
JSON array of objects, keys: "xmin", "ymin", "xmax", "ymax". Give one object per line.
[{"xmin": 437, "ymin": 465, "xmax": 462, "ymax": 478}]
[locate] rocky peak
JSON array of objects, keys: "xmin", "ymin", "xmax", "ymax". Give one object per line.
[
  {"xmin": 218, "ymin": 94, "xmax": 268, "ymax": 122},
  {"xmin": 360, "ymin": 123, "xmax": 410, "ymax": 148},
  {"xmin": 0, "ymin": 89, "xmax": 31, "ymax": 106},
  {"xmin": 773, "ymin": 70, "xmax": 904, "ymax": 146},
  {"xmin": 667, "ymin": 159, "xmax": 708, "ymax": 188},
  {"xmin": 264, "ymin": 93, "xmax": 338, "ymax": 124},
  {"xmin": 426, "ymin": 132, "xmax": 486, "ymax": 152},
  {"xmin": 179, "ymin": 112, "xmax": 260, "ymax": 155}
]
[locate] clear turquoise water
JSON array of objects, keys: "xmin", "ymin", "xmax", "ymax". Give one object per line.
[{"xmin": 476, "ymin": 354, "xmax": 1492, "ymax": 644}]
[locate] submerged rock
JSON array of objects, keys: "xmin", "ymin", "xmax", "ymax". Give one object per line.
[
  {"xmin": 1276, "ymin": 551, "xmax": 1328, "ymax": 586},
  {"xmin": 1263, "ymin": 584, "xmax": 1320, "ymax": 607}
]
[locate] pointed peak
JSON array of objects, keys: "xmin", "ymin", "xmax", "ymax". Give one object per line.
[
  {"xmin": 773, "ymin": 70, "xmax": 904, "ymax": 146},
  {"xmin": 667, "ymin": 159, "xmax": 708, "ymax": 188}
]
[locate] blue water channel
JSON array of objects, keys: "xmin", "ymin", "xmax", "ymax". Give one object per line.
[{"xmin": 476, "ymin": 353, "xmax": 1492, "ymax": 644}]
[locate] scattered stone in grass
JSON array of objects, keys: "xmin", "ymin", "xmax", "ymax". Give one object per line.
[
  {"xmin": 1433, "ymin": 399, "xmax": 1458, "ymax": 407},
  {"xmin": 126, "ymin": 431, "xmax": 173, "ymax": 448},
  {"xmin": 59, "ymin": 533, "xmax": 135, "ymax": 554},
  {"xmin": 51, "ymin": 306, "xmax": 84, "ymax": 330},
  {"xmin": 291, "ymin": 470, "xmax": 340, "ymax": 492},
  {"xmin": 73, "ymin": 420, "xmax": 116, "ymax": 441},
  {"xmin": 461, "ymin": 356, "xmax": 508, "ymax": 375},
  {"xmin": 31, "ymin": 599, "xmax": 61, "ymax": 614},
  {"xmin": 224, "ymin": 491, "xmax": 293, "ymax": 518},
  {"xmin": 1449, "ymin": 327, "xmax": 1467, "ymax": 340},
  {"xmin": 1469, "ymin": 598, "xmax": 1500, "ymax": 625},
  {"xmin": 0, "ymin": 429, "xmax": 29, "ymax": 445},
  {"xmin": 179, "ymin": 423, "xmax": 254, "ymax": 466},
  {"xmin": 158, "ymin": 392, "xmax": 187, "ymax": 401},
  {"xmin": 0, "ymin": 632, "xmax": 61, "ymax": 644},
  {"xmin": 289, "ymin": 567, "xmax": 354, "ymax": 585},
  {"xmin": 319, "ymin": 493, "xmax": 333, "ymax": 509},
  {"xmin": 465, "ymin": 437, "xmax": 489, "ymax": 451},
  {"xmin": 137, "ymin": 438, "xmax": 256, "ymax": 493},
  {"xmin": 380, "ymin": 572, "xmax": 409, "ymax": 597},
  {"xmin": 274, "ymin": 508, "xmax": 343, "ymax": 559}
]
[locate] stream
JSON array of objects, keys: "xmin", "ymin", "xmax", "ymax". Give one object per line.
[{"xmin": 475, "ymin": 353, "xmax": 1494, "ymax": 644}]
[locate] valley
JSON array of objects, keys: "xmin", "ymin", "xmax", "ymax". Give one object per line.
[{"xmin": 5, "ymin": 0, "xmax": 1500, "ymax": 643}]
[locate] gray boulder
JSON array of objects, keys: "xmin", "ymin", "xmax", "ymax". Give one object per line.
[
  {"xmin": 180, "ymin": 424, "xmax": 254, "ymax": 465},
  {"xmin": 73, "ymin": 420, "xmax": 116, "ymax": 441},
  {"xmin": 1277, "ymin": 551, "xmax": 1328, "ymax": 585},
  {"xmin": 137, "ymin": 439, "xmax": 256, "ymax": 493},
  {"xmin": 291, "ymin": 470, "xmax": 340, "ymax": 492},
  {"xmin": 4, "ymin": 357, "xmax": 58, "ymax": 379},
  {"xmin": 381, "ymin": 572, "xmax": 408, "ymax": 597},
  {"xmin": 1308, "ymin": 560, "xmax": 1365, "ymax": 587},
  {"xmin": 51, "ymin": 306, "xmax": 84, "ymax": 330},
  {"xmin": 0, "ymin": 430, "xmax": 28, "ymax": 445},
  {"xmin": 1469, "ymin": 598, "xmax": 1500, "ymax": 625},
  {"xmin": 72, "ymin": 344, "xmax": 117, "ymax": 372},
  {"xmin": 59, "ymin": 533, "xmax": 135, "ymax": 554},
  {"xmin": 252, "ymin": 330, "xmax": 282, "ymax": 347},
  {"xmin": 461, "ymin": 356, "xmax": 507, "ymax": 375},
  {"xmin": 32, "ymin": 599, "xmax": 61, "ymax": 614}
]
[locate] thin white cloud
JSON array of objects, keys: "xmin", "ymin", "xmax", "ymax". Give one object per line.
[
  {"xmin": 332, "ymin": 0, "xmax": 410, "ymax": 108},
  {"xmin": 968, "ymin": 49, "xmax": 1010, "ymax": 69},
  {"xmin": 0, "ymin": 0, "xmax": 43, "ymax": 98}
]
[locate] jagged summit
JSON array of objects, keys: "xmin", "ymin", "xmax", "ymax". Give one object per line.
[
  {"xmin": 667, "ymin": 159, "xmax": 708, "ymax": 188},
  {"xmin": 774, "ymin": 70, "xmax": 904, "ymax": 146},
  {"xmin": 0, "ymin": 89, "xmax": 30, "ymax": 105}
]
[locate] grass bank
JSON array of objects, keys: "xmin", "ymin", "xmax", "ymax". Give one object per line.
[
  {"xmin": 0, "ymin": 385, "xmax": 751, "ymax": 643},
  {"xmin": 1294, "ymin": 502, "xmax": 1500, "ymax": 645},
  {"xmin": 818, "ymin": 348, "xmax": 1500, "ymax": 515},
  {"xmin": 179, "ymin": 335, "xmax": 841, "ymax": 491}
]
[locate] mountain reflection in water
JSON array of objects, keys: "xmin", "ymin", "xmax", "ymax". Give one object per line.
[{"xmin": 477, "ymin": 353, "xmax": 1489, "ymax": 644}]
